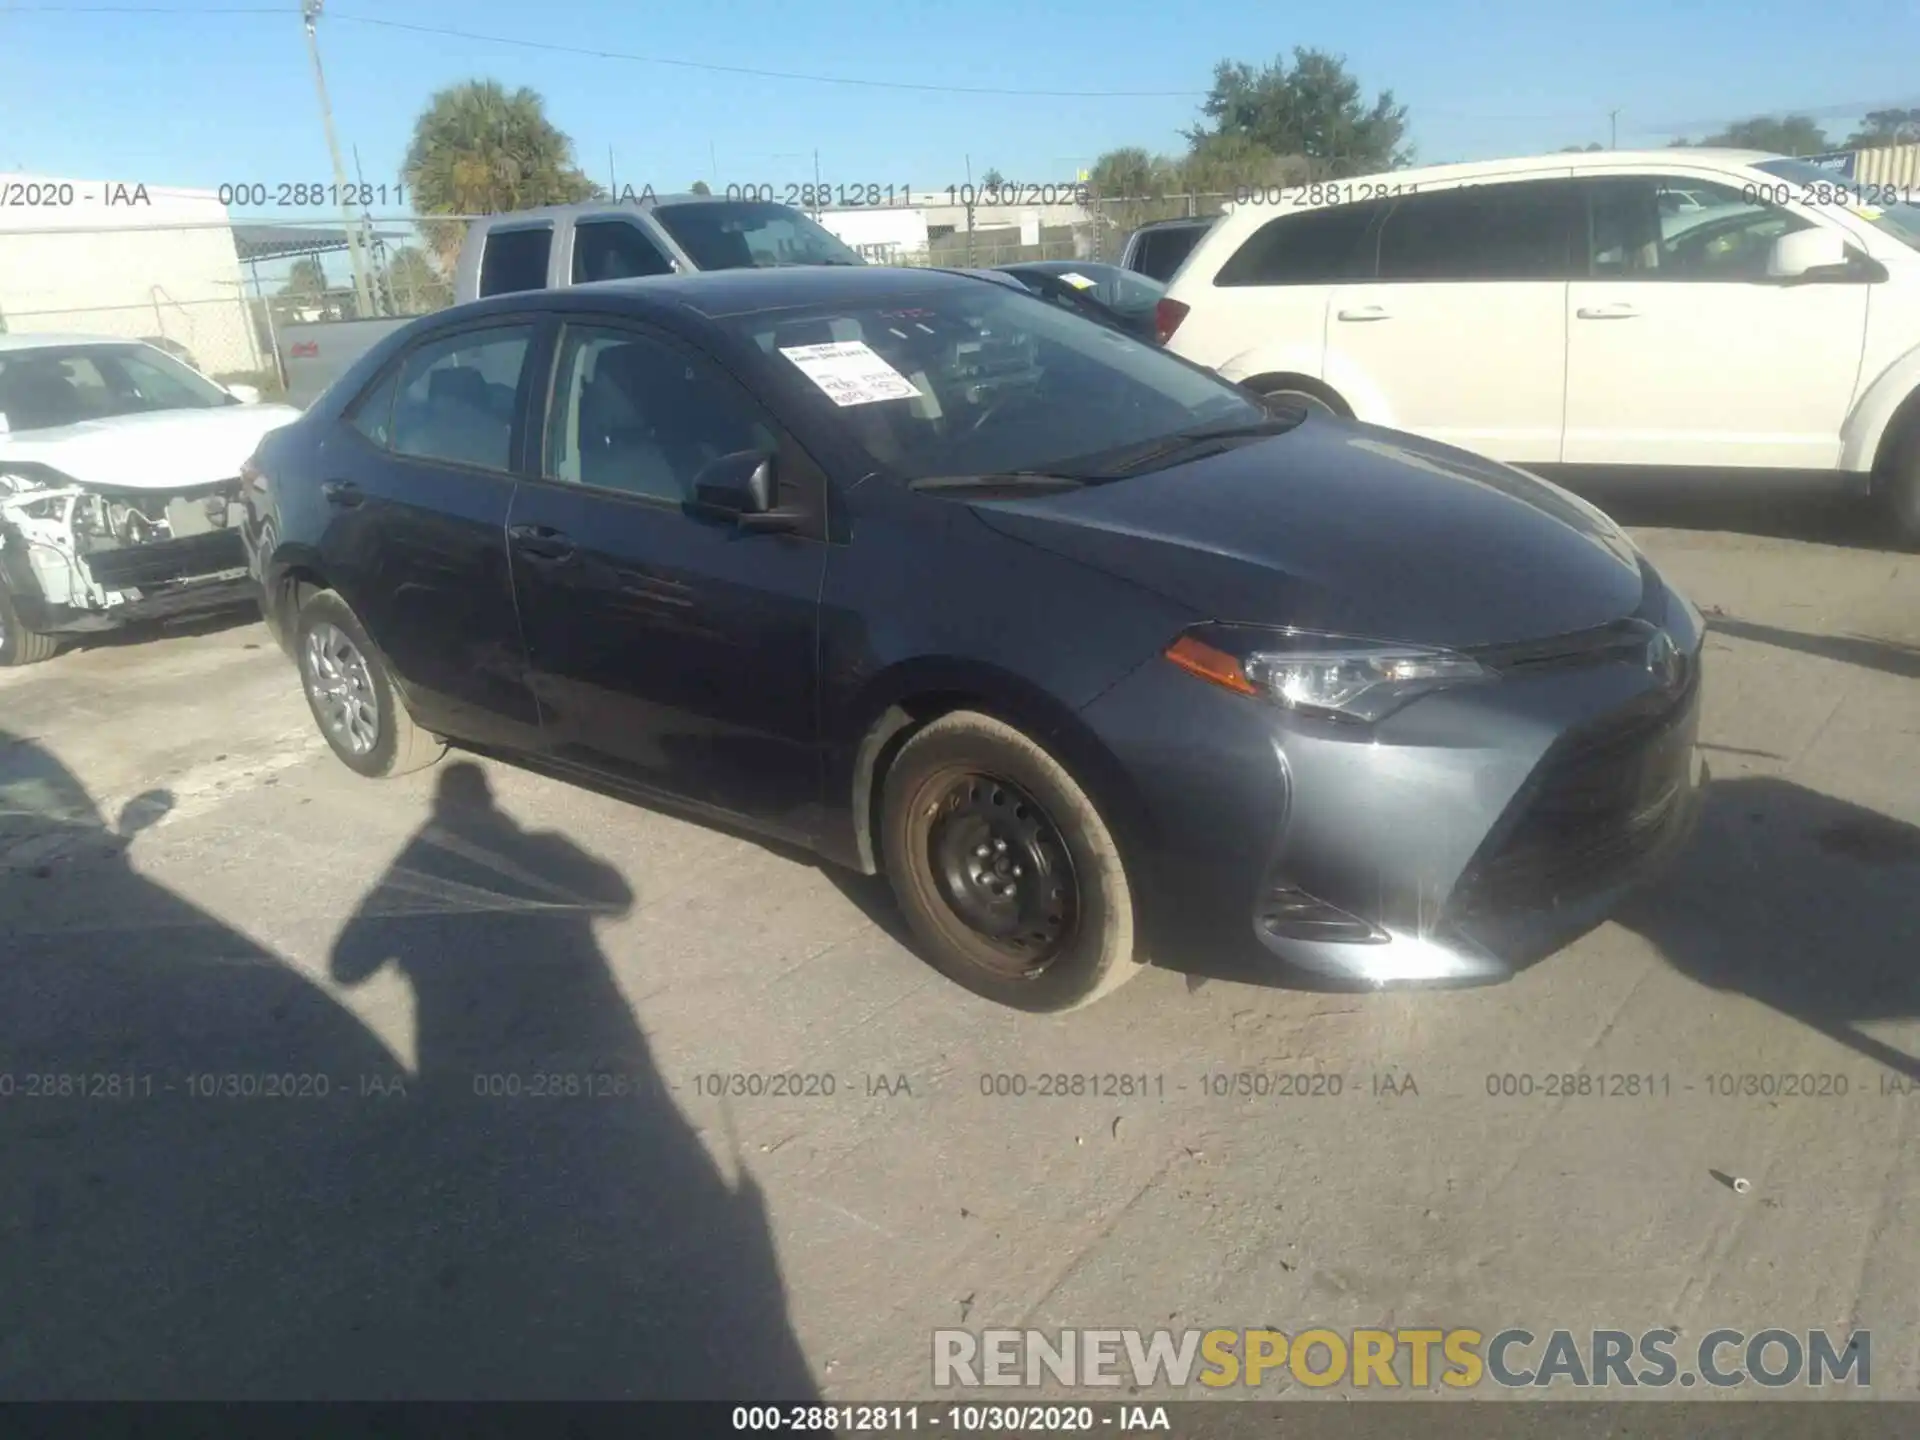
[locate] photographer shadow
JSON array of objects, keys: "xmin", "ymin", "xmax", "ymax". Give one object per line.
[{"xmin": 0, "ymin": 736, "xmax": 815, "ymax": 1400}]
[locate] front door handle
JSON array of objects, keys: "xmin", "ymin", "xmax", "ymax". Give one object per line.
[
  {"xmin": 507, "ymin": 522, "xmax": 576, "ymax": 562},
  {"xmin": 1576, "ymin": 303, "xmax": 1640, "ymax": 320},
  {"xmin": 320, "ymin": 480, "xmax": 363, "ymax": 508},
  {"xmin": 1336, "ymin": 305, "xmax": 1391, "ymax": 322}
]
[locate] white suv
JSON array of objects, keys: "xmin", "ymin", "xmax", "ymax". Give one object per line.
[{"xmin": 1158, "ymin": 150, "xmax": 1920, "ymax": 543}]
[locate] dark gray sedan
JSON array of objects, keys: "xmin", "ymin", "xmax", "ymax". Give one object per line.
[{"xmin": 244, "ymin": 265, "xmax": 1705, "ymax": 1011}]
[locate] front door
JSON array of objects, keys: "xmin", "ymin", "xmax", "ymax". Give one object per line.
[
  {"xmin": 1562, "ymin": 174, "xmax": 1871, "ymax": 469},
  {"xmin": 506, "ymin": 321, "xmax": 829, "ymax": 836}
]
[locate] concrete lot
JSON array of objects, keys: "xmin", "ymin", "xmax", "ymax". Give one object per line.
[{"xmin": 2, "ymin": 495, "xmax": 1917, "ymax": 1402}]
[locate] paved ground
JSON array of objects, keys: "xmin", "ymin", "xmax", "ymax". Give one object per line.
[{"xmin": 2, "ymin": 493, "xmax": 1917, "ymax": 1402}]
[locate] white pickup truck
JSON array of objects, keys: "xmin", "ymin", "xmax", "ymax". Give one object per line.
[{"xmin": 0, "ymin": 333, "xmax": 300, "ymax": 665}]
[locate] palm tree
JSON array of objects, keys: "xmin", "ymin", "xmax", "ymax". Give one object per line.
[{"xmin": 402, "ymin": 79, "xmax": 601, "ymax": 271}]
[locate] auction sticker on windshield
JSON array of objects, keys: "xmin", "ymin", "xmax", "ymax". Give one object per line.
[
  {"xmin": 1057, "ymin": 272, "xmax": 1097, "ymax": 290},
  {"xmin": 780, "ymin": 340, "xmax": 919, "ymax": 407}
]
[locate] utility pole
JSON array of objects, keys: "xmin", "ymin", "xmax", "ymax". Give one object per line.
[
  {"xmin": 353, "ymin": 143, "xmax": 391, "ymax": 316},
  {"xmin": 1610, "ymin": 109, "xmax": 1621, "ymax": 149},
  {"xmin": 301, "ymin": 0, "xmax": 374, "ymax": 318}
]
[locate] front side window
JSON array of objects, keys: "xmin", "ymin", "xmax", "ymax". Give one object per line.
[
  {"xmin": 571, "ymin": 220, "xmax": 676, "ymax": 283},
  {"xmin": 478, "ymin": 227, "xmax": 553, "ymax": 297},
  {"xmin": 1376, "ymin": 181, "xmax": 1580, "ymax": 281},
  {"xmin": 0, "ymin": 344, "xmax": 233, "ymax": 432},
  {"xmin": 546, "ymin": 325, "xmax": 776, "ymax": 502},
  {"xmin": 1215, "ymin": 202, "xmax": 1384, "ymax": 286},
  {"xmin": 389, "ymin": 325, "xmax": 532, "ymax": 472},
  {"xmin": 724, "ymin": 283, "xmax": 1263, "ymax": 483},
  {"xmin": 1585, "ymin": 177, "xmax": 1813, "ymax": 279},
  {"xmin": 649, "ymin": 201, "xmax": 865, "ymax": 270}
]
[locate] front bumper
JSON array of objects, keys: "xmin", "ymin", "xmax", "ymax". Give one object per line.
[{"xmin": 1081, "ymin": 616, "xmax": 1707, "ymax": 989}]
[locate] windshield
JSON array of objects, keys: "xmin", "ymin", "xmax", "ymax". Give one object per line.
[
  {"xmin": 729, "ymin": 282, "xmax": 1265, "ymax": 483},
  {"xmin": 1033, "ymin": 263, "xmax": 1167, "ymax": 314},
  {"xmin": 0, "ymin": 343, "xmax": 233, "ymax": 433},
  {"xmin": 650, "ymin": 201, "xmax": 867, "ymax": 270},
  {"xmin": 1753, "ymin": 158, "xmax": 1920, "ymax": 251}
]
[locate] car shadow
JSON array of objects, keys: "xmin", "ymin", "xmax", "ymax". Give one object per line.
[
  {"xmin": 0, "ymin": 733, "xmax": 817, "ymax": 1400},
  {"xmin": 60, "ymin": 600, "xmax": 264, "ymax": 656},
  {"xmin": 1615, "ymin": 774, "xmax": 1920, "ymax": 1081},
  {"xmin": 1707, "ymin": 616, "xmax": 1920, "ymax": 681}
]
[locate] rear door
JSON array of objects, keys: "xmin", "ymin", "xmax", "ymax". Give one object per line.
[
  {"xmin": 1175, "ymin": 200, "xmax": 1386, "ymax": 382},
  {"xmin": 1562, "ymin": 174, "xmax": 1870, "ymax": 469},
  {"xmin": 506, "ymin": 319, "xmax": 829, "ymax": 834},
  {"xmin": 1323, "ymin": 177, "xmax": 1580, "ymax": 464},
  {"xmin": 313, "ymin": 318, "xmax": 546, "ymax": 750}
]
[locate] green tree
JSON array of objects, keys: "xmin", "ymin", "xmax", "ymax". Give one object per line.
[
  {"xmin": 1673, "ymin": 114, "xmax": 1832, "ymax": 155},
  {"xmin": 402, "ymin": 79, "xmax": 601, "ymax": 269},
  {"xmin": 1845, "ymin": 108, "xmax": 1920, "ymax": 148},
  {"xmin": 280, "ymin": 256, "xmax": 328, "ymax": 299},
  {"xmin": 1185, "ymin": 48, "xmax": 1410, "ymax": 178},
  {"xmin": 1087, "ymin": 147, "xmax": 1175, "ymax": 201},
  {"xmin": 383, "ymin": 244, "xmax": 450, "ymax": 314},
  {"xmin": 980, "ymin": 167, "xmax": 1006, "ymax": 188},
  {"xmin": 690, "ymin": 179, "xmax": 712, "ymax": 195},
  {"xmin": 1178, "ymin": 132, "xmax": 1309, "ymax": 194},
  {"xmin": 1560, "ymin": 142, "xmax": 1605, "ymax": 152}
]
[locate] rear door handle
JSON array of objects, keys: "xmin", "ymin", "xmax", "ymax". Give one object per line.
[
  {"xmin": 320, "ymin": 480, "xmax": 363, "ymax": 508},
  {"xmin": 1335, "ymin": 305, "xmax": 1391, "ymax": 322},
  {"xmin": 507, "ymin": 522, "xmax": 576, "ymax": 562},
  {"xmin": 1576, "ymin": 303, "xmax": 1639, "ymax": 319}
]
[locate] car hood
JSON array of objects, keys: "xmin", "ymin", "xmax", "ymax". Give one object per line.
[
  {"xmin": 0, "ymin": 404, "xmax": 302, "ymax": 491},
  {"xmin": 967, "ymin": 418, "xmax": 1650, "ymax": 650}
]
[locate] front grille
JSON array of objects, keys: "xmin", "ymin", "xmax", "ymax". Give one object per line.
[{"xmin": 1452, "ymin": 677, "xmax": 1699, "ymax": 920}]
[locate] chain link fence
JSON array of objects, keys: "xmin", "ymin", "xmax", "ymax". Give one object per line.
[{"xmin": 0, "ymin": 190, "xmax": 1233, "ymax": 406}]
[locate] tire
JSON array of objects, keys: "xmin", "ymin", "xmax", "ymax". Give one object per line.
[
  {"xmin": 879, "ymin": 710, "xmax": 1143, "ymax": 1012},
  {"xmin": 0, "ymin": 585, "xmax": 60, "ymax": 667},
  {"xmin": 1880, "ymin": 418, "xmax": 1920, "ymax": 551},
  {"xmin": 1253, "ymin": 384, "xmax": 1339, "ymax": 420},
  {"xmin": 293, "ymin": 588, "xmax": 444, "ymax": 779}
]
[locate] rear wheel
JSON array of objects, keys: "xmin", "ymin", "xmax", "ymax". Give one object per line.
[
  {"xmin": 879, "ymin": 711, "xmax": 1143, "ymax": 1012},
  {"xmin": 1880, "ymin": 416, "xmax": 1920, "ymax": 550},
  {"xmin": 0, "ymin": 585, "xmax": 60, "ymax": 667},
  {"xmin": 294, "ymin": 589, "xmax": 444, "ymax": 778}
]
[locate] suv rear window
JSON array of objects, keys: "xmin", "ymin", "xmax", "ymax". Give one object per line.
[
  {"xmin": 1214, "ymin": 203, "xmax": 1384, "ymax": 286},
  {"xmin": 1130, "ymin": 225, "xmax": 1207, "ymax": 282},
  {"xmin": 478, "ymin": 227, "xmax": 553, "ymax": 297}
]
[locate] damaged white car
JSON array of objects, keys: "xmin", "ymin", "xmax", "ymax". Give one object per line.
[{"xmin": 0, "ymin": 334, "xmax": 300, "ymax": 665}]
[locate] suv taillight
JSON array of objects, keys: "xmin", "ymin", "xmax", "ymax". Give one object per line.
[{"xmin": 1154, "ymin": 297, "xmax": 1190, "ymax": 345}]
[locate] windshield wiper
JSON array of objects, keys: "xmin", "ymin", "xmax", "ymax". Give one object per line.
[
  {"xmin": 1086, "ymin": 414, "xmax": 1307, "ymax": 477},
  {"xmin": 908, "ymin": 471, "xmax": 1087, "ymax": 495}
]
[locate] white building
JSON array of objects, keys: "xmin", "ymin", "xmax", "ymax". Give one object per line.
[{"xmin": 0, "ymin": 175, "xmax": 265, "ymax": 377}]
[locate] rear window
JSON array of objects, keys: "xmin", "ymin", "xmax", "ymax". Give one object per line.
[
  {"xmin": 1215, "ymin": 203, "xmax": 1384, "ymax": 286},
  {"xmin": 649, "ymin": 201, "xmax": 865, "ymax": 270},
  {"xmin": 1130, "ymin": 225, "xmax": 1207, "ymax": 282},
  {"xmin": 478, "ymin": 227, "xmax": 553, "ymax": 297}
]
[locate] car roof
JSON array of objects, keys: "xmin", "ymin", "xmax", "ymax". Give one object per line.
[
  {"xmin": 459, "ymin": 264, "xmax": 1003, "ymax": 322},
  {"xmin": 1003, "ymin": 258, "xmax": 1118, "ymax": 273},
  {"xmin": 470, "ymin": 193, "xmax": 776, "ymax": 226},
  {"xmin": 1131, "ymin": 216, "xmax": 1215, "ymax": 231},
  {"xmin": 0, "ymin": 331, "xmax": 148, "ymax": 353}
]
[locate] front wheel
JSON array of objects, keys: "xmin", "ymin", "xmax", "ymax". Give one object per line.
[
  {"xmin": 0, "ymin": 585, "xmax": 60, "ymax": 667},
  {"xmin": 294, "ymin": 589, "xmax": 444, "ymax": 778},
  {"xmin": 879, "ymin": 711, "xmax": 1143, "ymax": 1012}
]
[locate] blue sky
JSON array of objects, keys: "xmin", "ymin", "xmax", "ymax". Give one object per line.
[{"xmin": 3, "ymin": 0, "xmax": 1915, "ymax": 206}]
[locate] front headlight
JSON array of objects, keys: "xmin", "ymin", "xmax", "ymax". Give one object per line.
[{"xmin": 1165, "ymin": 626, "xmax": 1497, "ymax": 724}]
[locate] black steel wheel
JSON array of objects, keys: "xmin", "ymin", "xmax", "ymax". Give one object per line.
[{"xmin": 880, "ymin": 710, "xmax": 1142, "ymax": 1011}]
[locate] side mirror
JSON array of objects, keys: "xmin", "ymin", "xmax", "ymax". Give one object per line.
[
  {"xmin": 690, "ymin": 450, "xmax": 802, "ymax": 532},
  {"xmin": 225, "ymin": 382, "xmax": 262, "ymax": 405},
  {"xmin": 1766, "ymin": 228, "xmax": 1856, "ymax": 282}
]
